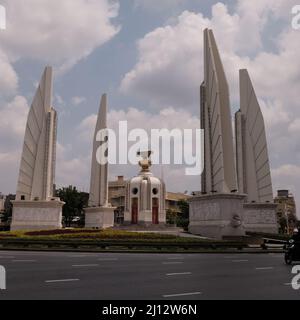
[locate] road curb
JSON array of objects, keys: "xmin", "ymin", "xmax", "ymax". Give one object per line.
[{"xmin": 0, "ymin": 246, "xmax": 284, "ymax": 254}]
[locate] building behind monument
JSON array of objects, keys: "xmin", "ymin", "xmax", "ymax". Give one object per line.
[{"xmin": 274, "ymin": 190, "xmax": 297, "ymax": 234}]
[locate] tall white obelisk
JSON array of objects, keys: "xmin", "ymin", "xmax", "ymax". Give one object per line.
[
  {"xmin": 11, "ymin": 66, "xmax": 64, "ymax": 231},
  {"xmin": 85, "ymin": 94, "xmax": 115, "ymax": 229}
]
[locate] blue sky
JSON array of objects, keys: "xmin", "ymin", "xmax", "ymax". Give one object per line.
[{"xmin": 1, "ymin": 0, "xmax": 300, "ymax": 212}]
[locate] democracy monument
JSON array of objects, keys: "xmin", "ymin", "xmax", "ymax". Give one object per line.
[
  {"xmin": 188, "ymin": 29, "xmax": 277, "ymax": 238},
  {"xmin": 10, "ymin": 28, "xmax": 278, "ymax": 238}
]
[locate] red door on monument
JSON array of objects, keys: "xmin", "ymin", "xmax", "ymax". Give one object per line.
[
  {"xmin": 152, "ymin": 198, "xmax": 159, "ymax": 225},
  {"xmin": 131, "ymin": 198, "xmax": 138, "ymax": 224}
]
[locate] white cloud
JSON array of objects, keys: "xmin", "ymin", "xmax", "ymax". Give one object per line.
[
  {"xmin": 120, "ymin": 3, "xmax": 261, "ymax": 108},
  {"xmin": 121, "ymin": 1, "xmax": 300, "ymax": 112},
  {"xmin": 55, "ymin": 143, "xmax": 90, "ymax": 191},
  {"xmin": 120, "ymin": 10, "xmax": 209, "ymax": 109},
  {"xmin": 289, "ymin": 118, "xmax": 300, "ymax": 134},
  {"xmin": 72, "ymin": 96, "xmax": 86, "ymax": 106},
  {"xmin": 134, "ymin": 0, "xmax": 188, "ymax": 12},
  {"xmin": 0, "ymin": 0, "xmax": 120, "ymax": 71},
  {"xmin": 77, "ymin": 114, "xmax": 97, "ymax": 142},
  {"xmin": 55, "ymin": 95, "xmax": 65, "ymax": 106},
  {"xmin": 0, "ymin": 0, "xmax": 121, "ymax": 193},
  {"xmin": 0, "ymin": 49, "xmax": 18, "ymax": 95},
  {"xmin": 78, "ymin": 106, "xmax": 200, "ymax": 142},
  {"xmin": 0, "ymin": 96, "xmax": 29, "ymax": 194},
  {"xmin": 0, "ymin": 150, "xmax": 21, "ymax": 194},
  {"xmin": 0, "ymin": 96, "xmax": 29, "ymax": 143}
]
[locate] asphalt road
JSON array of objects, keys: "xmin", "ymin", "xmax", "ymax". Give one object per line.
[{"xmin": 0, "ymin": 250, "xmax": 299, "ymax": 300}]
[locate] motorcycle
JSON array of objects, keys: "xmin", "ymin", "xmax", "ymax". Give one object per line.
[{"xmin": 284, "ymin": 239, "xmax": 300, "ymax": 265}]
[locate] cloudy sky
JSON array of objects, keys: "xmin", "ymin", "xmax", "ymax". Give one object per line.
[{"xmin": 0, "ymin": 0, "xmax": 300, "ymax": 213}]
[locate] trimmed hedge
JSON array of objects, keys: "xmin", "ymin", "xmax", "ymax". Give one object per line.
[
  {"xmin": 25, "ymin": 229, "xmax": 100, "ymax": 236},
  {"xmin": 0, "ymin": 228, "xmax": 210, "ymax": 243},
  {"xmin": 246, "ymin": 231, "xmax": 289, "ymax": 241}
]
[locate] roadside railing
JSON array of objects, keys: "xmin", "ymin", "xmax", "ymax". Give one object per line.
[{"xmin": 261, "ymin": 237, "xmax": 286, "ymax": 250}]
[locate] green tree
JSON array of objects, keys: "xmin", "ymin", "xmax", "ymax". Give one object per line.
[
  {"xmin": 176, "ymin": 199, "xmax": 189, "ymax": 230},
  {"xmin": 3, "ymin": 194, "xmax": 15, "ymax": 223},
  {"xmin": 56, "ymin": 186, "xmax": 89, "ymax": 227},
  {"xmin": 166, "ymin": 209, "xmax": 177, "ymax": 225},
  {"xmin": 279, "ymin": 216, "xmax": 287, "ymax": 234}
]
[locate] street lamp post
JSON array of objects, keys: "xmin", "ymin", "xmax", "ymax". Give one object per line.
[{"xmin": 285, "ymin": 202, "xmax": 290, "ymax": 235}]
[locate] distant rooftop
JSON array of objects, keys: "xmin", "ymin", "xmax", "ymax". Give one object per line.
[{"xmin": 166, "ymin": 192, "xmax": 191, "ymax": 201}]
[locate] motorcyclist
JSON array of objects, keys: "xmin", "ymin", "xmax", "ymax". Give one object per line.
[
  {"xmin": 291, "ymin": 228, "xmax": 300, "ymax": 243},
  {"xmin": 285, "ymin": 228, "xmax": 300, "ymax": 264}
]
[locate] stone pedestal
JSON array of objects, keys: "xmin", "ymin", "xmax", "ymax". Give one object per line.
[
  {"xmin": 85, "ymin": 206, "xmax": 115, "ymax": 229},
  {"xmin": 243, "ymin": 202, "xmax": 278, "ymax": 234},
  {"xmin": 188, "ymin": 193, "xmax": 247, "ymax": 239},
  {"xmin": 11, "ymin": 199, "xmax": 64, "ymax": 231}
]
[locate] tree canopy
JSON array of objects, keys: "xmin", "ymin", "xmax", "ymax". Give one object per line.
[{"xmin": 56, "ymin": 186, "xmax": 89, "ymax": 227}]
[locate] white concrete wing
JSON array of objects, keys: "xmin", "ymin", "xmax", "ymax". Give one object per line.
[
  {"xmin": 236, "ymin": 69, "xmax": 273, "ymax": 202},
  {"xmin": 16, "ymin": 66, "xmax": 57, "ymax": 201},
  {"xmin": 201, "ymin": 29, "xmax": 237, "ymax": 194},
  {"xmin": 88, "ymin": 94, "xmax": 108, "ymax": 207}
]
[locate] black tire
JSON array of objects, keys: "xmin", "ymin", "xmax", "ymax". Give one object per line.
[{"xmin": 285, "ymin": 253, "xmax": 293, "ymax": 265}]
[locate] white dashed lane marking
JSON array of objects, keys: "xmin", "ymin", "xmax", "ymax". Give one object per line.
[
  {"xmin": 45, "ymin": 279, "xmax": 80, "ymax": 283},
  {"xmin": 166, "ymin": 272, "xmax": 192, "ymax": 276},
  {"xmin": 163, "ymin": 292, "xmax": 202, "ymax": 298},
  {"xmin": 72, "ymin": 264, "xmax": 99, "ymax": 267},
  {"xmin": 68, "ymin": 255, "xmax": 93, "ymax": 258},
  {"xmin": 12, "ymin": 260, "xmax": 36, "ymax": 262}
]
